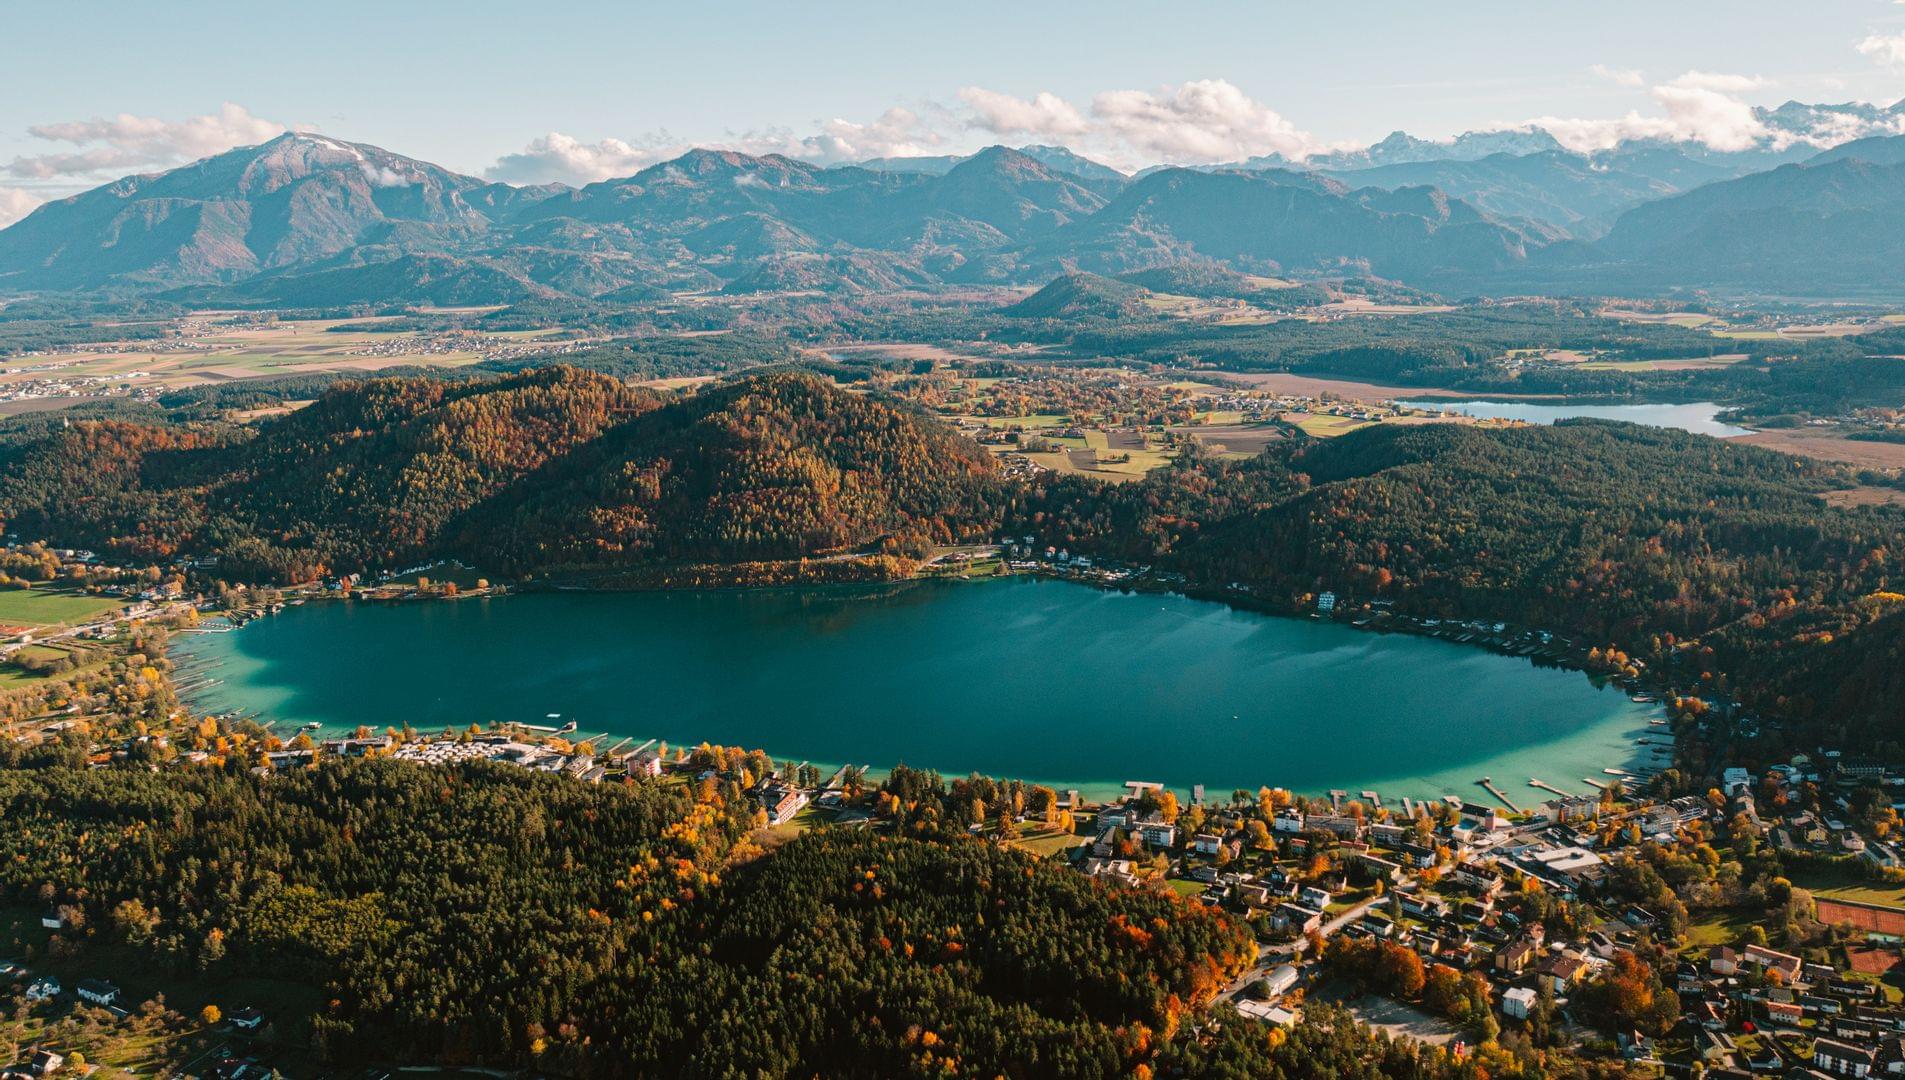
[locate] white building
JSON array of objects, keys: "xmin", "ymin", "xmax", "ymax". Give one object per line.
[{"xmin": 1503, "ymin": 986, "xmax": 1537, "ymax": 1019}]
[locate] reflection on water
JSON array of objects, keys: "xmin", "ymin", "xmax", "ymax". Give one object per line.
[
  {"xmin": 173, "ymin": 579, "xmax": 1661, "ymax": 802},
  {"xmin": 1398, "ymin": 400, "xmax": 1752, "ymax": 438}
]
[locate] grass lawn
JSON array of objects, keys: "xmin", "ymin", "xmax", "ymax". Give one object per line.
[
  {"xmin": 1167, "ymin": 878, "xmax": 1206, "ymax": 898},
  {"xmin": 755, "ymin": 804, "xmax": 836, "ymax": 850},
  {"xmin": 1296, "ymin": 414, "xmax": 1371, "ymax": 438},
  {"xmin": 1006, "ymin": 827, "xmax": 1089, "ymax": 859},
  {"xmin": 1788, "ymin": 866, "xmax": 1905, "ymax": 908},
  {"xmin": 0, "ymin": 588, "xmax": 124, "ymax": 631},
  {"xmin": 963, "ymin": 413, "xmax": 1072, "ymax": 431},
  {"xmin": 1683, "ymin": 907, "xmax": 1758, "ymax": 951}
]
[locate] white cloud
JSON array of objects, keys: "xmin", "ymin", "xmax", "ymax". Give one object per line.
[
  {"xmin": 485, "ymin": 132, "xmax": 679, "ymax": 185},
  {"xmin": 1090, "ymin": 79, "xmax": 1320, "ymax": 163},
  {"xmin": 6, "ymin": 103, "xmax": 283, "ymax": 180},
  {"xmin": 487, "ymin": 107, "xmax": 944, "ymax": 185},
  {"xmin": 1858, "ymin": 32, "xmax": 1905, "ymax": 67},
  {"xmin": 0, "ymin": 186, "xmax": 43, "ymax": 228},
  {"xmin": 1524, "ymin": 70, "xmax": 1772, "ymax": 152},
  {"xmin": 1588, "ymin": 64, "xmax": 1646, "ymax": 89},
  {"xmin": 957, "ymin": 87, "xmax": 1091, "ymax": 138},
  {"xmin": 798, "ymin": 107, "xmax": 944, "ymax": 162}
]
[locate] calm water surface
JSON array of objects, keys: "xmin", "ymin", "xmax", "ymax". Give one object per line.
[
  {"xmin": 172, "ymin": 579, "xmax": 1662, "ymax": 801},
  {"xmin": 1398, "ymin": 400, "xmax": 1751, "ymax": 438}
]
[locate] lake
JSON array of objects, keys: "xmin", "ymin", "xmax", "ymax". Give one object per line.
[
  {"xmin": 1397, "ymin": 400, "xmax": 1752, "ymax": 438},
  {"xmin": 171, "ymin": 579, "xmax": 1663, "ymax": 802}
]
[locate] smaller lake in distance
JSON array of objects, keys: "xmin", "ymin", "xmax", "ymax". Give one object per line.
[
  {"xmin": 172, "ymin": 579, "xmax": 1666, "ymax": 803},
  {"xmin": 1397, "ymin": 400, "xmax": 1752, "ymax": 438}
]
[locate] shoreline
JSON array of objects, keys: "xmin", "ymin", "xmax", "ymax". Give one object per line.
[{"xmin": 172, "ymin": 575, "xmax": 1672, "ymax": 807}]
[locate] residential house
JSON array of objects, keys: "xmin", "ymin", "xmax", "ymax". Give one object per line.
[
  {"xmin": 1814, "ymin": 1036, "xmax": 1876, "ymax": 1077},
  {"xmin": 75, "ymin": 978, "xmax": 121, "ymax": 1007},
  {"xmin": 1081, "ymin": 858, "xmax": 1138, "ymax": 888},
  {"xmin": 758, "ymin": 784, "xmax": 808, "ymax": 826},
  {"xmin": 1708, "ymin": 945, "xmax": 1739, "ymax": 976},
  {"xmin": 1306, "ymin": 814, "xmax": 1360, "ymax": 839},
  {"xmin": 1138, "ymin": 821, "xmax": 1177, "ymax": 849},
  {"xmin": 1744, "ymin": 944, "xmax": 1803, "ymax": 983},
  {"xmin": 1451, "ymin": 859, "xmax": 1503, "ymax": 893},
  {"xmin": 1537, "ymin": 952, "xmax": 1591, "ymax": 995},
  {"xmin": 1765, "ymin": 998, "xmax": 1805, "ymax": 1026},
  {"xmin": 1273, "ymin": 903, "xmax": 1323, "ymax": 935},
  {"xmin": 1502, "ymin": 986, "xmax": 1537, "ymax": 1019},
  {"xmin": 1369, "ymin": 822, "xmax": 1408, "ymax": 848},
  {"xmin": 1864, "ymin": 841, "xmax": 1903, "ymax": 871},
  {"xmin": 1495, "ymin": 939, "xmax": 1537, "ymax": 975}
]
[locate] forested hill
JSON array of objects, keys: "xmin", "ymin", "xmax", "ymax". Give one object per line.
[
  {"xmin": 1010, "ymin": 421, "xmax": 1905, "ymax": 754},
  {"xmin": 462, "ymin": 370, "xmax": 1001, "ymax": 573},
  {"xmin": 0, "ymin": 368, "xmax": 1002, "ymax": 582}
]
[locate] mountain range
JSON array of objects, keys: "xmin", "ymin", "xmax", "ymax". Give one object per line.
[{"xmin": 4, "ymin": 101, "xmax": 1905, "ymax": 303}]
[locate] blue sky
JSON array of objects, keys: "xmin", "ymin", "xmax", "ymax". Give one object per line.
[{"xmin": 3, "ymin": 0, "xmax": 1904, "ymax": 220}]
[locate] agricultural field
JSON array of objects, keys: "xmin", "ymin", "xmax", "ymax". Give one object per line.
[
  {"xmin": 1601, "ymin": 309, "xmax": 1719, "ymax": 328},
  {"xmin": 0, "ymin": 588, "xmax": 124, "ymax": 633},
  {"xmin": 1575, "ymin": 353, "xmax": 1749, "ymax": 372},
  {"xmin": 1183, "ymin": 422, "xmax": 1284, "ymax": 457},
  {"xmin": 1016, "ymin": 427, "xmax": 1176, "ymax": 482},
  {"xmin": 0, "ymin": 316, "xmax": 563, "ymax": 408},
  {"xmin": 1737, "ymin": 428, "xmax": 1905, "ymax": 469},
  {"xmin": 1290, "ymin": 412, "xmax": 1372, "ymax": 438},
  {"xmin": 1137, "ymin": 291, "xmax": 1283, "ymax": 326}
]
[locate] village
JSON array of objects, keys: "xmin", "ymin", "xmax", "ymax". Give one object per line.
[
  {"xmin": 5, "ymin": 543, "xmax": 1905, "ymax": 1078},
  {"xmin": 39, "ymin": 698, "xmax": 1904, "ymax": 1080}
]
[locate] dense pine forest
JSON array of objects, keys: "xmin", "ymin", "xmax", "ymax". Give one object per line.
[{"xmin": 0, "ymin": 757, "xmax": 1261, "ymax": 1076}]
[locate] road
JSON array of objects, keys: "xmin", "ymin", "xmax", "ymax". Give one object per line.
[
  {"xmin": 1221, "ymin": 893, "xmax": 1386, "ymax": 1001},
  {"xmin": 0, "ymin": 601, "xmax": 192, "ymax": 662}
]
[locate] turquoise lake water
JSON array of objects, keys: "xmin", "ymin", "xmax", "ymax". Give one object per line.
[
  {"xmin": 1397, "ymin": 400, "xmax": 1752, "ymax": 437},
  {"xmin": 171, "ymin": 578, "xmax": 1664, "ymax": 802}
]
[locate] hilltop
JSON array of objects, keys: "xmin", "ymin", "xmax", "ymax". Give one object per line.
[{"xmin": 0, "ymin": 368, "xmax": 1001, "ymax": 581}]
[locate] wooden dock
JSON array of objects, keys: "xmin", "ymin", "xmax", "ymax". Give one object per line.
[
  {"xmin": 1476, "ymin": 776, "xmax": 1523, "ymax": 814},
  {"xmin": 1528, "ymin": 778, "xmax": 1576, "ymax": 799}
]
